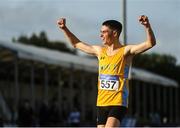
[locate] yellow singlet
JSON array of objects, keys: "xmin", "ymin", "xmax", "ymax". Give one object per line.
[{"xmin": 97, "ymin": 46, "xmax": 129, "ymax": 107}]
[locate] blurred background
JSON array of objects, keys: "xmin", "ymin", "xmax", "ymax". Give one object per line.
[{"xmin": 0, "ymin": 0, "xmax": 180, "ymax": 127}]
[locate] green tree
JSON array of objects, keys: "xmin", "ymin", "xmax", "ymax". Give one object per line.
[
  {"xmin": 133, "ymin": 53, "xmax": 180, "ymax": 84},
  {"xmin": 17, "ymin": 35, "xmax": 29, "ymax": 44},
  {"xmin": 13, "ymin": 31, "xmax": 77, "ymax": 54},
  {"xmin": 39, "ymin": 31, "xmax": 48, "ymax": 43}
]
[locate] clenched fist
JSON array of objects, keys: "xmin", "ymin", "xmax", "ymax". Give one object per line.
[
  {"xmin": 139, "ymin": 15, "xmax": 150, "ymax": 28},
  {"xmin": 57, "ymin": 18, "xmax": 66, "ymax": 29}
]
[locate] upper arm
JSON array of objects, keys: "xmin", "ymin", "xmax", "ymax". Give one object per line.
[
  {"xmin": 125, "ymin": 41, "xmax": 155, "ymax": 56},
  {"xmin": 74, "ymin": 42, "xmax": 102, "ymax": 56}
]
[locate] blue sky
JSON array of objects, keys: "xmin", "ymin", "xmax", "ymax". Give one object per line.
[{"xmin": 0, "ymin": 0, "xmax": 180, "ymax": 64}]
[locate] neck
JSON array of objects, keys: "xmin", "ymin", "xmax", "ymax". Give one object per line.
[{"xmin": 106, "ymin": 40, "xmax": 122, "ymax": 51}]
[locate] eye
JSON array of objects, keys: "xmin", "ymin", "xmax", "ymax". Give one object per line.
[{"xmin": 101, "ymin": 30, "xmax": 108, "ymax": 34}]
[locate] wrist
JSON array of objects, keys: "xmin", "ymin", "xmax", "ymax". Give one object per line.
[
  {"xmin": 61, "ymin": 26, "xmax": 67, "ymax": 31},
  {"xmin": 145, "ymin": 24, "xmax": 151, "ymax": 29}
]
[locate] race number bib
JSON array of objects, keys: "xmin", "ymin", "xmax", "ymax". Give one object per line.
[{"xmin": 99, "ymin": 74, "xmax": 119, "ymax": 91}]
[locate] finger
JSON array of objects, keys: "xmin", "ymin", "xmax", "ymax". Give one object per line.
[
  {"xmin": 139, "ymin": 15, "xmax": 147, "ymax": 21},
  {"xmin": 138, "ymin": 16, "xmax": 142, "ymax": 21},
  {"xmin": 143, "ymin": 15, "xmax": 148, "ymax": 21},
  {"xmin": 143, "ymin": 16, "xmax": 148, "ymax": 21},
  {"xmin": 57, "ymin": 20, "xmax": 62, "ymax": 25},
  {"xmin": 139, "ymin": 15, "xmax": 145, "ymax": 22},
  {"xmin": 58, "ymin": 18, "xmax": 65, "ymax": 24}
]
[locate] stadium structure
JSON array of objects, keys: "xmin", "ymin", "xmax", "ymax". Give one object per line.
[{"xmin": 0, "ymin": 41, "xmax": 179, "ymax": 126}]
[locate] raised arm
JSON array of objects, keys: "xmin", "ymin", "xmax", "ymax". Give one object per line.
[
  {"xmin": 125, "ymin": 15, "xmax": 156, "ymax": 56},
  {"xmin": 57, "ymin": 18, "xmax": 101, "ymax": 56}
]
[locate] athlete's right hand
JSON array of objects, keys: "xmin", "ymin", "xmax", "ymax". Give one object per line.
[{"xmin": 57, "ymin": 18, "xmax": 66, "ymax": 29}]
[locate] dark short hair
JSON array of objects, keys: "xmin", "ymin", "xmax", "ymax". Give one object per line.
[{"xmin": 102, "ymin": 20, "xmax": 122, "ymax": 36}]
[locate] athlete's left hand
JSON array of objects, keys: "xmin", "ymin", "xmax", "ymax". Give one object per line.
[{"xmin": 139, "ymin": 15, "xmax": 150, "ymax": 28}]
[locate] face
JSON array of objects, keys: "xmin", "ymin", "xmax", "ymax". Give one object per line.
[{"xmin": 100, "ymin": 25, "xmax": 114, "ymax": 45}]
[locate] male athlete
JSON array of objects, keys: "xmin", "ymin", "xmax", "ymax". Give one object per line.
[{"xmin": 57, "ymin": 15, "xmax": 156, "ymax": 127}]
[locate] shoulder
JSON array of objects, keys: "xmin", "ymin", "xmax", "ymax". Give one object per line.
[
  {"xmin": 124, "ymin": 44, "xmax": 135, "ymax": 56},
  {"xmin": 92, "ymin": 44, "xmax": 105, "ymax": 51},
  {"xmin": 92, "ymin": 45, "xmax": 105, "ymax": 57}
]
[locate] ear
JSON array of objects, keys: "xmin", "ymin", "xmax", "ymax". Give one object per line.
[{"xmin": 113, "ymin": 30, "xmax": 118, "ymax": 37}]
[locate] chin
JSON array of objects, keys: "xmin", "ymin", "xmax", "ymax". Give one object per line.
[
  {"xmin": 103, "ymin": 41, "xmax": 108, "ymax": 45},
  {"xmin": 104, "ymin": 42, "xmax": 111, "ymax": 46}
]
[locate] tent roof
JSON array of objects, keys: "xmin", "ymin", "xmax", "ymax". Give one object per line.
[{"xmin": 0, "ymin": 40, "xmax": 178, "ymax": 87}]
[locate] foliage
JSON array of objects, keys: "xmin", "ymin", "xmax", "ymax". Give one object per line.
[
  {"xmin": 133, "ymin": 53, "xmax": 180, "ymax": 84},
  {"xmin": 12, "ymin": 31, "xmax": 77, "ymax": 55}
]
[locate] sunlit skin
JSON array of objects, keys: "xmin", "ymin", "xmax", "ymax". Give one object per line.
[
  {"xmin": 100, "ymin": 26, "xmax": 114, "ymax": 45},
  {"xmin": 57, "ymin": 15, "xmax": 156, "ymax": 128},
  {"xmin": 100, "ymin": 25, "xmax": 122, "ymax": 56}
]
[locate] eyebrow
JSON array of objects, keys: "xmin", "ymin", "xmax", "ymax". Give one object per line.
[
  {"xmin": 100, "ymin": 30, "xmax": 110, "ymax": 33},
  {"xmin": 100, "ymin": 30, "xmax": 114, "ymax": 34}
]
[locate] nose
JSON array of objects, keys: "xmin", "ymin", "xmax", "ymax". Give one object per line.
[{"xmin": 100, "ymin": 33, "xmax": 103, "ymax": 38}]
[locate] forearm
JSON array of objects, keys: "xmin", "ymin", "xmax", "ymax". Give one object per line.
[
  {"xmin": 145, "ymin": 25, "xmax": 156, "ymax": 47},
  {"xmin": 62, "ymin": 26, "xmax": 81, "ymax": 48},
  {"xmin": 125, "ymin": 16, "xmax": 156, "ymax": 56}
]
